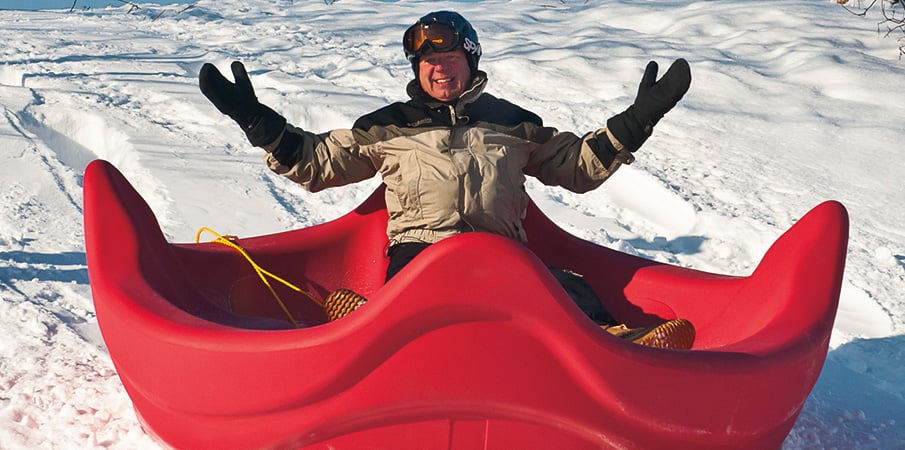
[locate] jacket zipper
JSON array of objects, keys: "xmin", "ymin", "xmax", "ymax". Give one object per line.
[{"xmin": 446, "ymin": 104, "xmax": 476, "ymax": 233}]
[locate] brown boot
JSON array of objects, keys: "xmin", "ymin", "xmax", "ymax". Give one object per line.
[
  {"xmin": 323, "ymin": 288, "xmax": 367, "ymax": 321},
  {"xmin": 604, "ymin": 319, "xmax": 695, "ymax": 349}
]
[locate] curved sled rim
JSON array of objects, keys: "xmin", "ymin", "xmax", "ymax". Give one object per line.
[{"xmin": 84, "ymin": 159, "xmax": 848, "ymax": 449}]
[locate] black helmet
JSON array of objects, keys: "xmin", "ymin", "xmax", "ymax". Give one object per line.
[{"xmin": 403, "ymin": 11, "xmax": 482, "ymax": 75}]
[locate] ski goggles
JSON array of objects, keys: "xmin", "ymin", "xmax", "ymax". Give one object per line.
[{"xmin": 403, "ymin": 21, "xmax": 461, "ymax": 56}]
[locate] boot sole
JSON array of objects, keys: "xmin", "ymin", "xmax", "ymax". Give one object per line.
[{"xmin": 324, "ymin": 288, "xmax": 367, "ymax": 321}]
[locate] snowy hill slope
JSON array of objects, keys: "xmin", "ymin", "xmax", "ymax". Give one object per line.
[{"xmin": 0, "ymin": 1, "xmax": 903, "ymax": 448}]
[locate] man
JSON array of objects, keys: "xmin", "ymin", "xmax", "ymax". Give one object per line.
[{"xmin": 199, "ymin": 11, "xmax": 694, "ymax": 349}]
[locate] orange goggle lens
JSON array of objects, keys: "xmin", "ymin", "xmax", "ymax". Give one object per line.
[{"xmin": 404, "ymin": 23, "xmax": 459, "ymax": 55}]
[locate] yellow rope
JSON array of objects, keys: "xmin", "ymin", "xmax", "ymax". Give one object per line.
[{"xmin": 195, "ymin": 227, "xmax": 324, "ymax": 329}]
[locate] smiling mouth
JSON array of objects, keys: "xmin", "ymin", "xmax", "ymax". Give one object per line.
[{"xmin": 433, "ymin": 77, "xmax": 453, "ymax": 84}]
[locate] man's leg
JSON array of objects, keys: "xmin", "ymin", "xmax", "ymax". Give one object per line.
[{"xmin": 385, "ymin": 242, "xmax": 432, "ymax": 282}]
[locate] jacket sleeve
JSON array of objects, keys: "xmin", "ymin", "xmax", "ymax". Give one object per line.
[
  {"xmin": 261, "ymin": 124, "xmax": 379, "ymax": 193},
  {"xmin": 524, "ymin": 125, "xmax": 633, "ymax": 194}
]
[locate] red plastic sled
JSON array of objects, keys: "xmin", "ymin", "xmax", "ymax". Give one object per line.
[{"xmin": 83, "ymin": 159, "xmax": 848, "ymax": 449}]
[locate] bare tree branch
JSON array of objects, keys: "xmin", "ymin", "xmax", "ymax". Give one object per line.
[
  {"xmin": 838, "ymin": 0, "xmax": 905, "ymax": 57},
  {"xmin": 115, "ymin": 0, "xmax": 141, "ymax": 13}
]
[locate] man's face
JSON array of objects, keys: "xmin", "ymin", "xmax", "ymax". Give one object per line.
[{"xmin": 418, "ymin": 48, "xmax": 471, "ymax": 103}]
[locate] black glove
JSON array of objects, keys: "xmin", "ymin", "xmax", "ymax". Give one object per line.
[
  {"xmin": 199, "ymin": 61, "xmax": 287, "ymax": 147},
  {"xmin": 607, "ymin": 58, "xmax": 691, "ymax": 152}
]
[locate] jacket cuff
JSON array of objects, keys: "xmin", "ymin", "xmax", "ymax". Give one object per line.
[
  {"xmin": 266, "ymin": 127, "xmax": 304, "ymax": 168},
  {"xmin": 261, "ymin": 128, "xmax": 286, "ymax": 152},
  {"xmin": 604, "ymin": 128, "xmax": 635, "ymax": 165}
]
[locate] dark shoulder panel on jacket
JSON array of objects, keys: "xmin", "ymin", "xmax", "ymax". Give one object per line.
[
  {"xmin": 468, "ymin": 93, "xmax": 544, "ymax": 127},
  {"xmin": 352, "ymin": 101, "xmax": 446, "ymax": 144},
  {"xmin": 356, "ymin": 100, "xmax": 452, "ymax": 130}
]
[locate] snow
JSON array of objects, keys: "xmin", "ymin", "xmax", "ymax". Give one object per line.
[{"xmin": 0, "ymin": 0, "xmax": 903, "ymax": 448}]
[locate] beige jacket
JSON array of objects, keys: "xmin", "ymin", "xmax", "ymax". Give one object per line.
[{"xmin": 263, "ymin": 73, "xmax": 632, "ymax": 245}]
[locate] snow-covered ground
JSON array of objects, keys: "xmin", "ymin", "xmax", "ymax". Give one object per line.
[{"xmin": 0, "ymin": 0, "xmax": 903, "ymax": 448}]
